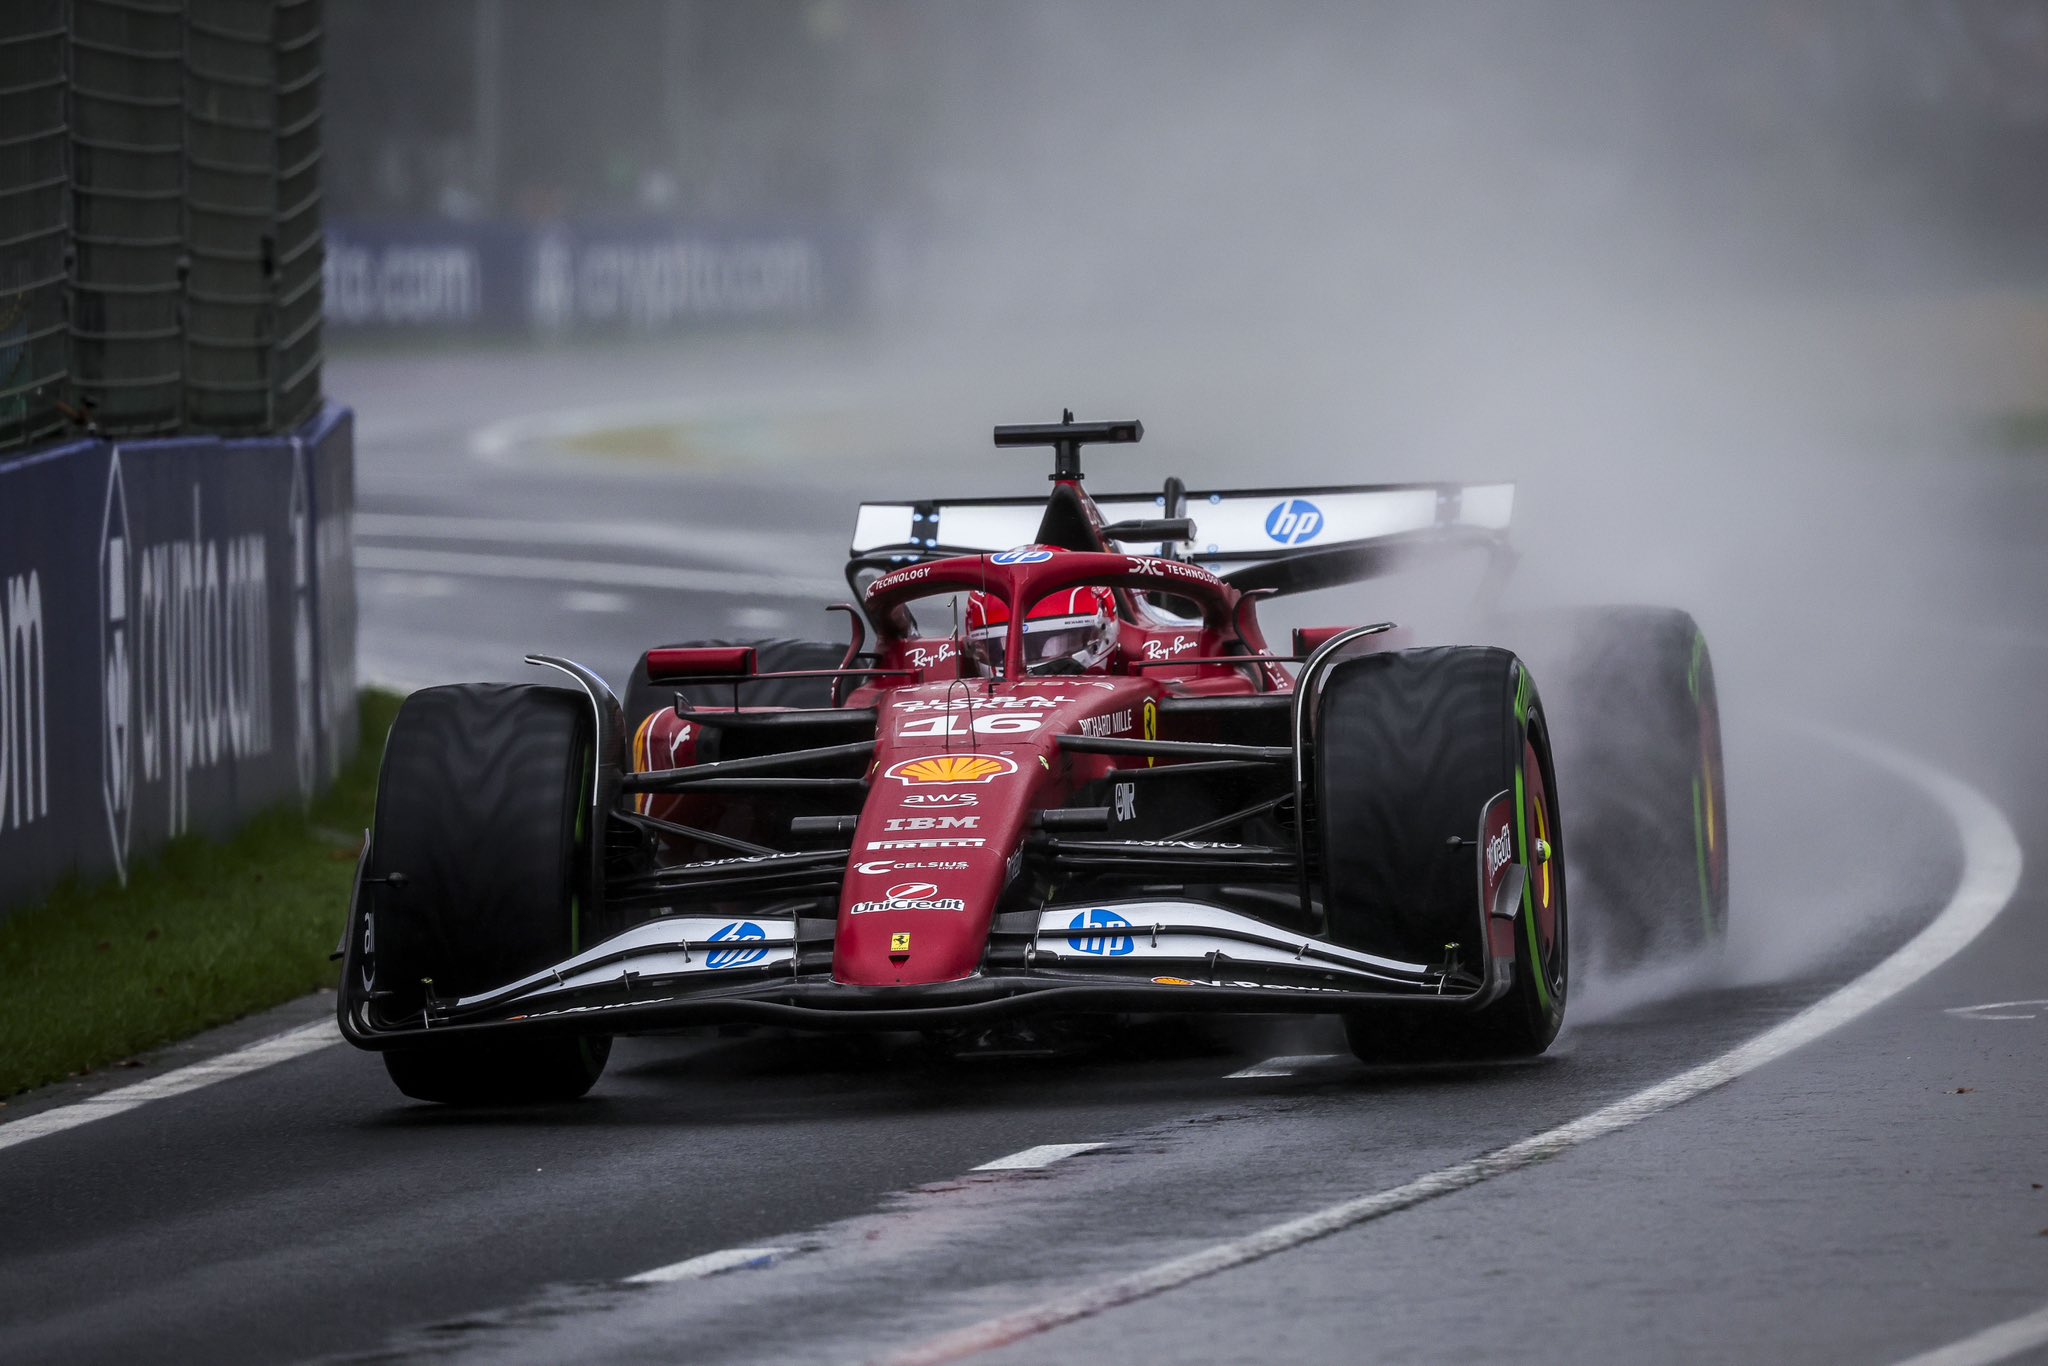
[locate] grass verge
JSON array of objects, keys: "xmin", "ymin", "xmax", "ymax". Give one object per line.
[{"xmin": 0, "ymin": 690, "xmax": 401, "ymax": 1099}]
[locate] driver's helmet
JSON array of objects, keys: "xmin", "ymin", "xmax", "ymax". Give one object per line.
[{"xmin": 965, "ymin": 575, "xmax": 1120, "ymax": 677}]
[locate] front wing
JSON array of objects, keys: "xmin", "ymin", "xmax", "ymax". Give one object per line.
[{"xmin": 339, "ymin": 900, "xmax": 1511, "ymax": 1048}]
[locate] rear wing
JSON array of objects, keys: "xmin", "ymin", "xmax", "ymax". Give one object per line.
[{"xmin": 847, "ymin": 481, "xmax": 1515, "ymax": 598}]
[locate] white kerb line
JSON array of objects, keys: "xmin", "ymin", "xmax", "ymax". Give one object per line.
[
  {"xmin": 1891, "ymin": 1300, "xmax": 2048, "ymax": 1366},
  {"xmin": 626, "ymin": 1247, "xmax": 796, "ymax": 1285},
  {"xmin": 972, "ymin": 1143, "xmax": 1106, "ymax": 1172},
  {"xmin": 0, "ymin": 1019, "xmax": 339, "ymax": 1155},
  {"xmin": 877, "ymin": 721, "xmax": 2025, "ymax": 1365},
  {"xmin": 1225, "ymin": 1054, "xmax": 1346, "ymax": 1079}
]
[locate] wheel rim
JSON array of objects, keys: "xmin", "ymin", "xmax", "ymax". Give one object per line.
[{"xmin": 1522, "ymin": 736, "xmax": 1566, "ymax": 1002}]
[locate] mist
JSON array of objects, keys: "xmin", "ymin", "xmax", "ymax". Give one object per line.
[
  {"xmin": 826, "ymin": 1, "xmax": 2041, "ymax": 1000},
  {"xmin": 333, "ymin": 0, "xmax": 2046, "ymax": 997}
]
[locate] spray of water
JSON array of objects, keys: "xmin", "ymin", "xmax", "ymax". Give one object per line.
[{"xmin": 823, "ymin": 2, "xmax": 2033, "ymax": 1009}]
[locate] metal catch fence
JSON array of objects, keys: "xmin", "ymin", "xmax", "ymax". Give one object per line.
[
  {"xmin": 0, "ymin": 2, "xmax": 70, "ymax": 452},
  {"xmin": 0, "ymin": 0, "xmax": 323, "ymax": 455}
]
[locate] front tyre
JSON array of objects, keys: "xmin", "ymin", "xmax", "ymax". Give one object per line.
[
  {"xmin": 384, "ymin": 1036, "xmax": 610, "ymax": 1106},
  {"xmin": 344, "ymin": 682, "xmax": 610, "ymax": 1105},
  {"xmin": 1317, "ymin": 647, "xmax": 1568, "ymax": 1062}
]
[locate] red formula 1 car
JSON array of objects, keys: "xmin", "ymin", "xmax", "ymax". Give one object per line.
[{"xmin": 339, "ymin": 416, "xmax": 1726, "ymax": 1104}]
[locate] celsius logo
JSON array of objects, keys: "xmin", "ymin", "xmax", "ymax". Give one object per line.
[
  {"xmin": 1264, "ymin": 499, "xmax": 1324, "ymax": 545},
  {"xmin": 990, "ymin": 547, "xmax": 1054, "ymax": 565},
  {"xmin": 100, "ymin": 455, "xmax": 131, "ymax": 878},
  {"xmin": 706, "ymin": 920, "xmax": 769, "ymax": 969},
  {"xmin": 1486, "ymin": 823, "xmax": 1513, "ymax": 878},
  {"xmin": 854, "ymin": 859, "xmax": 969, "ymax": 874},
  {"xmin": 1067, "ymin": 908, "xmax": 1135, "ymax": 956}
]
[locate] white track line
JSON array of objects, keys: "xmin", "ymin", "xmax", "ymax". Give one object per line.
[
  {"xmin": 0, "ymin": 1019, "xmax": 339, "ymax": 1155},
  {"xmin": 972, "ymin": 1143, "xmax": 1106, "ymax": 1172},
  {"xmin": 624, "ymin": 1247, "xmax": 795, "ymax": 1285},
  {"xmin": 1225, "ymin": 1054, "xmax": 1345, "ymax": 1079},
  {"xmin": 355, "ymin": 545, "xmax": 841, "ymax": 600},
  {"xmin": 1891, "ymin": 1301, "xmax": 2048, "ymax": 1366},
  {"xmin": 880, "ymin": 723, "xmax": 2024, "ymax": 1365}
]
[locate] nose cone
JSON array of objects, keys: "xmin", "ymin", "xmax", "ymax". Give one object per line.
[
  {"xmin": 831, "ymin": 756, "xmax": 1027, "ymax": 985},
  {"xmin": 831, "ymin": 678, "xmax": 1157, "ymax": 986}
]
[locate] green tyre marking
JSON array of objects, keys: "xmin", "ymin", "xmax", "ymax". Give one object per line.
[
  {"xmin": 1514, "ymin": 761, "xmax": 1552, "ymax": 1014},
  {"xmin": 1692, "ymin": 774, "xmax": 1714, "ymax": 938}
]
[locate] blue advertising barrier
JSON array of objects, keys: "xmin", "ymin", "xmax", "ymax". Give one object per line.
[
  {"xmin": 323, "ymin": 219, "xmax": 856, "ymax": 334},
  {"xmin": 0, "ymin": 404, "xmax": 356, "ymax": 915}
]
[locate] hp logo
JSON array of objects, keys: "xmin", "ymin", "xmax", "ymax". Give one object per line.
[
  {"xmin": 991, "ymin": 547, "xmax": 1054, "ymax": 565},
  {"xmin": 1066, "ymin": 908, "xmax": 1135, "ymax": 957},
  {"xmin": 1264, "ymin": 499, "xmax": 1324, "ymax": 545},
  {"xmin": 706, "ymin": 920, "xmax": 769, "ymax": 969}
]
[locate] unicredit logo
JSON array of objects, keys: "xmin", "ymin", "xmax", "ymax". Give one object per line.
[
  {"xmin": 1486, "ymin": 823, "xmax": 1513, "ymax": 877},
  {"xmin": 849, "ymin": 880, "xmax": 968, "ymax": 915}
]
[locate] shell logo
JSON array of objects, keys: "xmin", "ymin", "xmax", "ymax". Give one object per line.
[{"xmin": 884, "ymin": 754, "xmax": 1019, "ymax": 785}]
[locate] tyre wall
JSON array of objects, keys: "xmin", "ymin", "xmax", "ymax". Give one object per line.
[{"xmin": 0, "ymin": 402, "xmax": 355, "ymax": 917}]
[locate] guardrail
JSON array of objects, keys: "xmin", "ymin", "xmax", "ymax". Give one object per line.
[{"xmin": 0, "ymin": 403, "xmax": 355, "ymax": 916}]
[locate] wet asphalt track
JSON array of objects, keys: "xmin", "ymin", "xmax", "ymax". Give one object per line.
[{"xmin": 1, "ymin": 336, "xmax": 2043, "ymax": 1364}]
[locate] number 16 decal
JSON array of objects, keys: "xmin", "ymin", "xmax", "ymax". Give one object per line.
[{"xmin": 900, "ymin": 713, "xmax": 1043, "ymax": 737}]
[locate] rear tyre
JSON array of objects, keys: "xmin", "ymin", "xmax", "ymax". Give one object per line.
[
  {"xmin": 352, "ymin": 682, "xmax": 609, "ymax": 1105},
  {"xmin": 622, "ymin": 637, "xmax": 843, "ymax": 740},
  {"xmin": 1520, "ymin": 607, "xmax": 1727, "ymax": 965},
  {"xmin": 1317, "ymin": 647, "xmax": 1568, "ymax": 1062}
]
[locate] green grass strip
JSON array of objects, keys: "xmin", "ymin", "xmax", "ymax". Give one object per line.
[{"xmin": 0, "ymin": 690, "xmax": 402, "ymax": 1099}]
